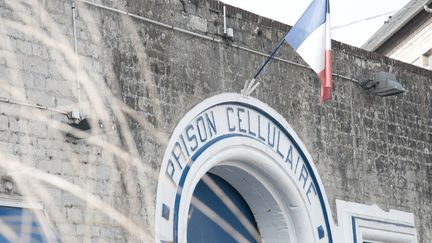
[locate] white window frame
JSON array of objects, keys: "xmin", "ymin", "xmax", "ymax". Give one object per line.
[
  {"xmin": 0, "ymin": 196, "xmax": 58, "ymax": 242},
  {"xmin": 336, "ymin": 200, "xmax": 417, "ymax": 243},
  {"xmin": 0, "ymin": 196, "xmax": 44, "ymax": 210}
]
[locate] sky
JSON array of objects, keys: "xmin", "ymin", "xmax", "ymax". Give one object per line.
[{"xmin": 221, "ymin": 0, "xmax": 411, "ymax": 47}]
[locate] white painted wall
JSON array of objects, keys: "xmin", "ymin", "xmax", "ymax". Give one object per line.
[{"xmin": 386, "ymin": 15, "xmax": 432, "ymax": 70}]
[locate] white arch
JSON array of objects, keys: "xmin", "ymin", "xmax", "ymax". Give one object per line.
[{"xmin": 155, "ymin": 93, "xmax": 334, "ymax": 243}]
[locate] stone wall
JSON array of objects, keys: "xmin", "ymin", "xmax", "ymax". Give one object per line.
[{"xmin": 0, "ymin": 0, "xmax": 431, "ymax": 242}]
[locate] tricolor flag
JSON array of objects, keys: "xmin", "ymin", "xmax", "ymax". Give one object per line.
[{"xmin": 285, "ymin": 0, "xmax": 332, "ymax": 103}]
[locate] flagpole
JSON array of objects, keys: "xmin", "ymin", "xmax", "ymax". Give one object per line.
[
  {"xmin": 253, "ymin": 38, "xmax": 285, "ymax": 79},
  {"xmin": 243, "ymin": 38, "xmax": 285, "ymax": 96}
]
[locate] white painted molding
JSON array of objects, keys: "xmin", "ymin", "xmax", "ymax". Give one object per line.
[
  {"xmin": 0, "ymin": 196, "xmax": 43, "ymax": 210},
  {"xmin": 336, "ymin": 200, "xmax": 417, "ymax": 243}
]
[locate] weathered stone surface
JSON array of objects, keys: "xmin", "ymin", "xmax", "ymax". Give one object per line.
[{"xmin": 0, "ymin": 0, "xmax": 430, "ymax": 242}]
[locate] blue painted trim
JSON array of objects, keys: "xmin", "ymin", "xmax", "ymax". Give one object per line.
[
  {"xmin": 318, "ymin": 225, "xmax": 325, "ymax": 239},
  {"xmin": 351, "ymin": 216, "xmax": 415, "ymax": 243},
  {"xmin": 162, "ymin": 203, "xmax": 170, "ymax": 220},
  {"xmin": 173, "ymin": 101, "xmax": 334, "ymax": 243},
  {"xmin": 352, "ymin": 216, "xmax": 357, "ymax": 243},
  {"xmin": 173, "ymin": 134, "xmax": 252, "ymax": 241},
  {"xmin": 354, "ymin": 216, "xmax": 415, "ymax": 229}
]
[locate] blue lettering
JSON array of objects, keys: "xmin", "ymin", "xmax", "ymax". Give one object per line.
[
  {"xmin": 171, "ymin": 142, "xmax": 184, "ymax": 169},
  {"xmin": 306, "ymin": 181, "xmax": 317, "ymax": 205},
  {"xmin": 294, "ymin": 155, "xmax": 301, "ymax": 174},
  {"xmin": 247, "ymin": 110, "xmax": 256, "ymax": 137},
  {"xmin": 179, "ymin": 134, "xmax": 190, "ymax": 157},
  {"xmin": 226, "ymin": 107, "xmax": 235, "ymax": 132},
  {"xmin": 276, "ymin": 131, "xmax": 284, "ymax": 158},
  {"xmin": 299, "ymin": 164, "xmax": 309, "ymax": 189},
  {"xmin": 285, "ymin": 145, "xmax": 293, "ymax": 169},
  {"xmin": 257, "ymin": 115, "xmax": 265, "ymax": 142},
  {"xmin": 237, "ymin": 108, "xmax": 247, "ymax": 133},
  {"xmin": 205, "ymin": 111, "xmax": 217, "ymax": 137},
  {"xmin": 267, "ymin": 123, "xmax": 276, "ymax": 148},
  {"xmin": 186, "ymin": 125, "xmax": 198, "ymax": 152},
  {"xmin": 196, "ymin": 116, "xmax": 207, "ymax": 142},
  {"xmin": 166, "ymin": 160, "xmax": 176, "ymax": 184}
]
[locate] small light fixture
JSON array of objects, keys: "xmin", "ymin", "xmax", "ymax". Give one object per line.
[
  {"xmin": 67, "ymin": 110, "xmax": 91, "ymax": 131},
  {"xmin": 360, "ymin": 71, "xmax": 405, "ymax": 97},
  {"xmin": 66, "ymin": 110, "xmax": 106, "ymax": 139},
  {"xmin": 69, "ymin": 117, "xmax": 91, "ymax": 131}
]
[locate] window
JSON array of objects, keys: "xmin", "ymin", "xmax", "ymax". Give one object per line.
[
  {"xmin": 0, "ymin": 198, "xmax": 58, "ymax": 243},
  {"xmin": 336, "ymin": 200, "xmax": 417, "ymax": 243}
]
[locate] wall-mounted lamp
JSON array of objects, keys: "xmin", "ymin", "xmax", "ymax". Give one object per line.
[
  {"xmin": 66, "ymin": 110, "xmax": 107, "ymax": 139},
  {"xmin": 67, "ymin": 110, "xmax": 91, "ymax": 131},
  {"xmin": 360, "ymin": 71, "xmax": 405, "ymax": 97}
]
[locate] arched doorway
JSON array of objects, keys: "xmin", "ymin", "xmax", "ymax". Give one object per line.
[
  {"xmin": 187, "ymin": 173, "xmax": 260, "ymax": 243},
  {"xmin": 155, "ymin": 93, "xmax": 334, "ymax": 243}
]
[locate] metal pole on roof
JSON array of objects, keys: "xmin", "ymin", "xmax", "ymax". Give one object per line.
[
  {"xmin": 72, "ymin": 1, "xmax": 82, "ymax": 116},
  {"xmin": 223, "ymin": 5, "xmax": 227, "ymax": 34}
]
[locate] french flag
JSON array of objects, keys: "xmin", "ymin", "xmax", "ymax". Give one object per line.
[{"xmin": 285, "ymin": 0, "xmax": 332, "ymax": 103}]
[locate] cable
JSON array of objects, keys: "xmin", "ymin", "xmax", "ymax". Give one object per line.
[
  {"xmin": 80, "ymin": 0, "xmax": 360, "ymax": 85},
  {"xmin": 332, "ymin": 10, "xmax": 398, "ymax": 30}
]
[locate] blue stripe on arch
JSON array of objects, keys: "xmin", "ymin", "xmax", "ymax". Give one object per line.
[
  {"xmin": 173, "ymin": 101, "xmax": 334, "ymax": 243},
  {"xmin": 285, "ymin": 0, "xmax": 329, "ymax": 50},
  {"xmin": 173, "ymin": 133, "xmax": 251, "ymax": 242}
]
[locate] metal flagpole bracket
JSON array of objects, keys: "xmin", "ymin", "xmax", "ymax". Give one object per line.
[
  {"xmin": 247, "ymin": 81, "xmax": 260, "ymax": 96},
  {"xmin": 242, "ymin": 78, "xmax": 255, "ymax": 97},
  {"xmin": 71, "ymin": 0, "xmax": 82, "ymax": 114}
]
